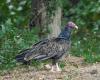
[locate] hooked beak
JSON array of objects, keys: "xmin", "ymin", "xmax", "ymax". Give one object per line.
[{"xmin": 75, "ymin": 25, "xmax": 78, "ymax": 29}]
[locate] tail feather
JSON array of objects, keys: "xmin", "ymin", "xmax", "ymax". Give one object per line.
[
  {"xmin": 16, "ymin": 48, "xmax": 53, "ymax": 64},
  {"xmin": 15, "ymin": 49, "xmax": 31, "ymax": 64}
]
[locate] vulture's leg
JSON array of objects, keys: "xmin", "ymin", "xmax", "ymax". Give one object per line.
[
  {"xmin": 50, "ymin": 59, "xmax": 56, "ymax": 72},
  {"xmin": 50, "ymin": 59, "xmax": 61, "ymax": 72},
  {"xmin": 50, "ymin": 65, "xmax": 55, "ymax": 72},
  {"xmin": 56, "ymin": 63, "xmax": 61, "ymax": 71}
]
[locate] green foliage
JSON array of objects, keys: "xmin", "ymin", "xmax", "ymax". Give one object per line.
[
  {"xmin": 0, "ymin": 0, "xmax": 34, "ymax": 70},
  {"xmin": 0, "ymin": 0, "xmax": 31, "ymax": 27},
  {"xmin": 0, "ymin": 19, "xmax": 39, "ymax": 70},
  {"xmin": 62, "ymin": 0, "xmax": 100, "ymax": 63}
]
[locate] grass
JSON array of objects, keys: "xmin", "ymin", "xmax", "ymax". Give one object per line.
[
  {"xmin": 0, "ymin": 19, "xmax": 39, "ymax": 70},
  {"xmin": 71, "ymin": 30, "xmax": 100, "ymax": 63}
]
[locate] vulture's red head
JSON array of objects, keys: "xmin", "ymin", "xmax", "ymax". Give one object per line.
[{"xmin": 67, "ymin": 21, "xmax": 78, "ymax": 29}]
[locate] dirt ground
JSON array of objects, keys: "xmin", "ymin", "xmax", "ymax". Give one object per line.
[{"xmin": 0, "ymin": 56, "xmax": 100, "ymax": 80}]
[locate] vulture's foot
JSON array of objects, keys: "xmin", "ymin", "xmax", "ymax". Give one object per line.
[{"xmin": 50, "ymin": 63, "xmax": 61, "ymax": 72}]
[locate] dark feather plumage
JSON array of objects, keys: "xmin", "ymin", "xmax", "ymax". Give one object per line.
[
  {"xmin": 15, "ymin": 49, "xmax": 31, "ymax": 65},
  {"xmin": 24, "ymin": 37, "xmax": 70, "ymax": 61},
  {"xmin": 15, "ymin": 21, "xmax": 78, "ymax": 71}
]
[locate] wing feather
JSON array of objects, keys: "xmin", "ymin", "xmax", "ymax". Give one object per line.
[{"xmin": 24, "ymin": 37, "xmax": 70, "ymax": 61}]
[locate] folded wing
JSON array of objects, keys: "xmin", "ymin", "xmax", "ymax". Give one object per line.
[{"xmin": 24, "ymin": 37, "xmax": 70, "ymax": 61}]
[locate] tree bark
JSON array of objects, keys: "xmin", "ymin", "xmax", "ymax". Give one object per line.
[
  {"xmin": 30, "ymin": 0, "xmax": 46, "ymax": 38},
  {"xmin": 48, "ymin": 7, "xmax": 61, "ymax": 38},
  {"xmin": 30, "ymin": 0, "xmax": 62, "ymax": 38}
]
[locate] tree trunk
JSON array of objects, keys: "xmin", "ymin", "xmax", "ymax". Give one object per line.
[
  {"xmin": 30, "ymin": 0, "xmax": 62, "ymax": 38},
  {"xmin": 48, "ymin": 7, "xmax": 61, "ymax": 38}
]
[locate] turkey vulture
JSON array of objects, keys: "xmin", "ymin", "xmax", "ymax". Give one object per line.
[{"xmin": 15, "ymin": 21, "xmax": 78, "ymax": 72}]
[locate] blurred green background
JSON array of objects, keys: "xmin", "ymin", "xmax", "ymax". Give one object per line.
[{"xmin": 0, "ymin": 0, "xmax": 100, "ymax": 70}]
